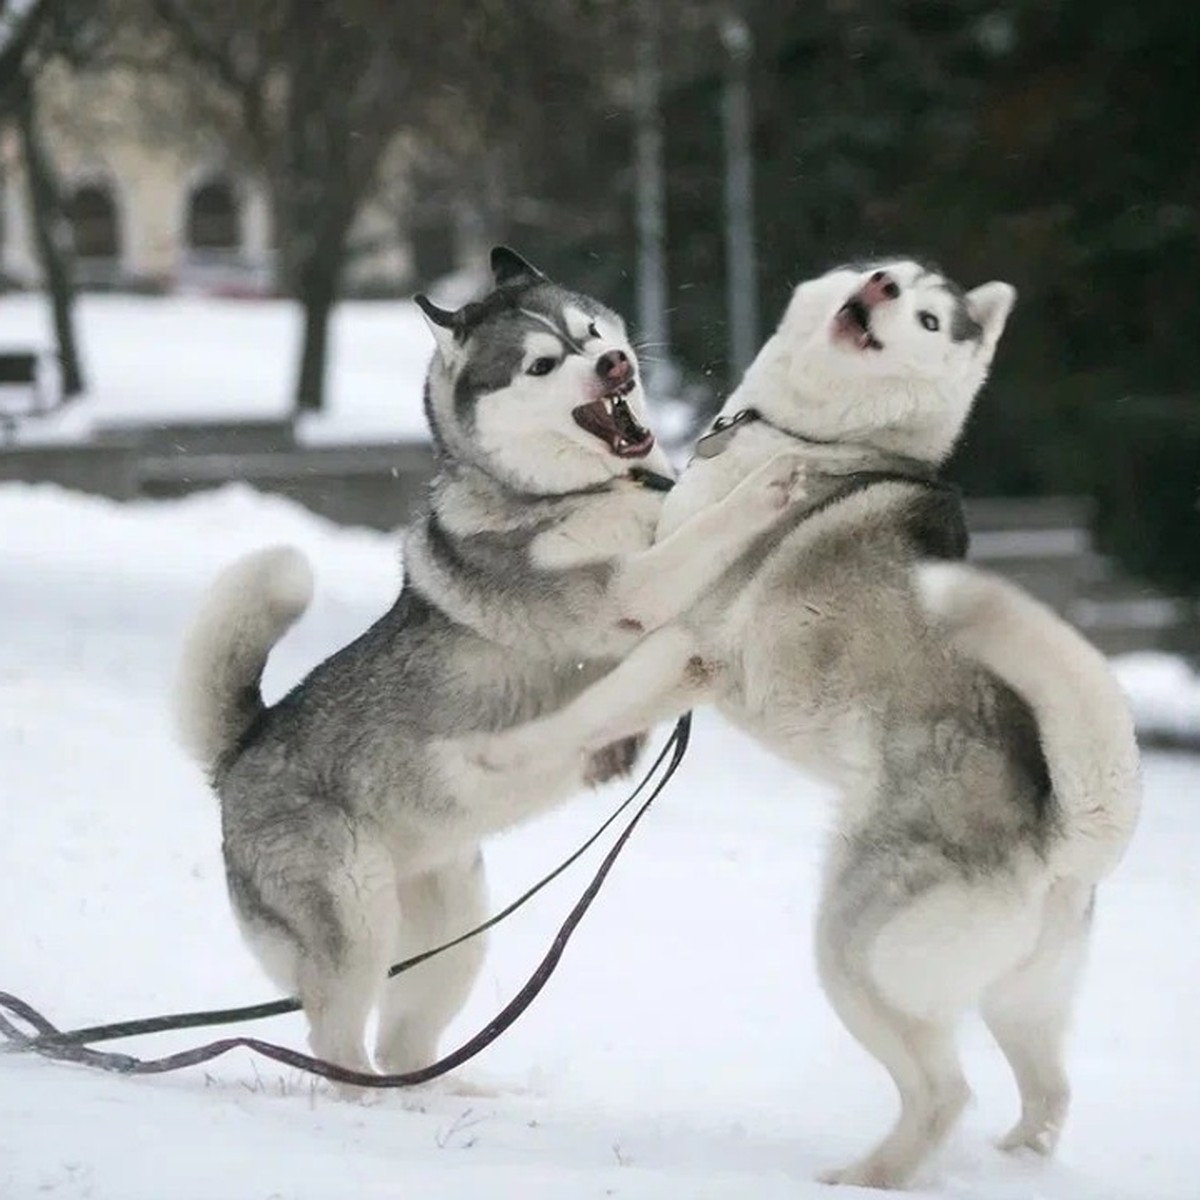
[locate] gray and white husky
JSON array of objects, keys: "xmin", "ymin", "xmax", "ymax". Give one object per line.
[
  {"xmin": 478, "ymin": 259, "xmax": 1141, "ymax": 1187},
  {"xmin": 174, "ymin": 248, "xmax": 808, "ymax": 1081}
]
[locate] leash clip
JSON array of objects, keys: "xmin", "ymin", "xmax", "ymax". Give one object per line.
[{"xmin": 693, "ymin": 408, "xmax": 760, "ymax": 459}]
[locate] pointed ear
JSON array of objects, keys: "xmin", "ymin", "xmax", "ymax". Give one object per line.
[
  {"xmin": 966, "ymin": 282, "xmax": 1017, "ymax": 350},
  {"xmin": 490, "ymin": 245, "xmax": 545, "ymax": 289},
  {"xmin": 415, "ymin": 293, "xmax": 458, "ymax": 357}
]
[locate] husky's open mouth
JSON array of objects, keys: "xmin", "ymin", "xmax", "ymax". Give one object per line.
[
  {"xmin": 834, "ymin": 296, "xmax": 884, "ymax": 351},
  {"xmin": 572, "ymin": 380, "xmax": 655, "ymax": 458}
]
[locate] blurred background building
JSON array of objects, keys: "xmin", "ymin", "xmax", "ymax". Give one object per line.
[{"xmin": 0, "ymin": 58, "xmax": 411, "ymax": 294}]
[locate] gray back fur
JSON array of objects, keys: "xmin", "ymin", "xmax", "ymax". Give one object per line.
[
  {"xmin": 217, "ymin": 272, "xmax": 662, "ymax": 904},
  {"xmin": 678, "ymin": 439, "xmax": 1050, "ymax": 915}
]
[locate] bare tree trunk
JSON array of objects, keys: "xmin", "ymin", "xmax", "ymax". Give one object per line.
[
  {"xmin": 633, "ymin": 1, "xmax": 669, "ymax": 394},
  {"xmin": 0, "ymin": 0, "xmax": 53, "ymax": 101},
  {"xmin": 289, "ymin": 182, "xmax": 356, "ymax": 414},
  {"xmin": 721, "ymin": 10, "xmax": 758, "ymax": 378},
  {"xmin": 272, "ymin": 167, "xmax": 350, "ymax": 415},
  {"xmin": 15, "ymin": 76, "xmax": 85, "ymax": 397},
  {"xmin": 293, "ymin": 253, "xmax": 339, "ymax": 413}
]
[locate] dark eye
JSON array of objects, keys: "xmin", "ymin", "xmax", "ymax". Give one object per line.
[
  {"xmin": 918, "ymin": 311, "xmax": 940, "ymax": 332},
  {"xmin": 586, "ymin": 321, "xmax": 599, "ymax": 339},
  {"xmin": 526, "ymin": 356, "xmax": 558, "ymax": 377}
]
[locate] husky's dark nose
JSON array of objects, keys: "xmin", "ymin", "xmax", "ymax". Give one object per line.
[
  {"xmin": 861, "ymin": 270, "xmax": 900, "ymax": 306},
  {"xmin": 596, "ymin": 349, "xmax": 632, "ymax": 383}
]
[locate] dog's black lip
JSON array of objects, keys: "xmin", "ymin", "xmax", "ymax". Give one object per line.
[
  {"xmin": 572, "ymin": 386, "xmax": 655, "ymax": 459},
  {"xmin": 842, "ymin": 297, "xmax": 870, "ymax": 332}
]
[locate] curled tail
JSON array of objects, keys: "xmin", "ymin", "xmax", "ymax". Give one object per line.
[
  {"xmin": 917, "ymin": 562, "xmax": 1141, "ymax": 883},
  {"xmin": 175, "ymin": 545, "xmax": 314, "ymax": 776}
]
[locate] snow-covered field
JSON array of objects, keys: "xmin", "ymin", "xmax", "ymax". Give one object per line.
[
  {"xmin": 1, "ymin": 481, "xmax": 1198, "ymax": 1200},
  {"xmin": 1114, "ymin": 653, "xmax": 1200, "ymax": 745},
  {"xmin": 0, "ymin": 291, "xmax": 700, "ymax": 450},
  {"xmin": 0, "ymin": 293, "xmax": 434, "ymax": 444}
]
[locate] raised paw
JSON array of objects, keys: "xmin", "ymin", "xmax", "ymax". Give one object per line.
[
  {"xmin": 737, "ymin": 451, "xmax": 809, "ymax": 520},
  {"xmin": 583, "ymin": 733, "xmax": 647, "ymax": 786},
  {"xmin": 767, "ymin": 459, "xmax": 809, "ymax": 512}
]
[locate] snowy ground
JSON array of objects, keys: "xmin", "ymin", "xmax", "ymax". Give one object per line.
[
  {"xmin": 1, "ymin": 482, "xmax": 1198, "ymax": 1200},
  {"xmin": 1112, "ymin": 653, "xmax": 1200, "ymax": 744},
  {"xmin": 0, "ymin": 293, "xmax": 434, "ymax": 444}
]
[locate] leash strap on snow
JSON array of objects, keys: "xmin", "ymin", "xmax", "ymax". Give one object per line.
[
  {"xmin": 0, "ymin": 715, "xmax": 691, "ymax": 1087},
  {"xmin": 6, "ymin": 717, "xmax": 688, "ymax": 1050}
]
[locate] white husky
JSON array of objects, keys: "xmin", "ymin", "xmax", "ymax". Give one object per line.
[{"xmin": 478, "ymin": 259, "xmax": 1141, "ymax": 1188}]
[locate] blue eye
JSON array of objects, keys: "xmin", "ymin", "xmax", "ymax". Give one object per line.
[
  {"xmin": 918, "ymin": 311, "xmax": 940, "ymax": 332},
  {"xmin": 527, "ymin": 357, "xmax": 558, "ymax": 376}
]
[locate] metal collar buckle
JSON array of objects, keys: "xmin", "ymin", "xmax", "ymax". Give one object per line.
[{"xmin": 693, "ymin": 408, "xmax": 761, "ymax": 459}]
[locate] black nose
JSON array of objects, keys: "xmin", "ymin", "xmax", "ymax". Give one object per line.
[
  {"xmin": 596, "ymin": 350, "xmax": 631, "ymax": 382},
  {"xmin": 867, "ymin": 270, "xmax": 901, "ymax": 301}
]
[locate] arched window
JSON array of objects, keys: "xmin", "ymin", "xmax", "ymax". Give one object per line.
[
  {"xmin": 68, "ymin": 182, "xmax": 119, "ymax": 259},
  {"xmin": 187, "ymin": 177, "xmax": 240, "ymax": 252}
]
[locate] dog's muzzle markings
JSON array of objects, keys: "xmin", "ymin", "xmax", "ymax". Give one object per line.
[
  {"xmin": 572, "ymin": 350, "xmax": 655, "ymax": 459},
  {"xmin": 832, "ymin": 268, "xmax": 898, "ymax": 351}
]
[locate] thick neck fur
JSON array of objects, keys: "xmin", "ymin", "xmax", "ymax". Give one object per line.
[
  {"xmin": 659, "ymin": 348, "xmax": 946, "ymax": 541},
  {"xmin": 403, "ymin": 460, "xmax": 661, "ymax": 656},
  {"xmin": 429, "ymin": 461, "xmax": 613, "ymax": 539},
  {"xmin": 734, "ymin": 328, "xmax": 974, "ymax": 466}
]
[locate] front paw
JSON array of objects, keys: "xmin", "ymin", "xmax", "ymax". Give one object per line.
[
  {"xmin": 583, "ymin": 733, "xmax": 648, "ymax": 786},
  {"xmin": 741, "ymin": 451, "xmax": 809, "ymax": 520}
]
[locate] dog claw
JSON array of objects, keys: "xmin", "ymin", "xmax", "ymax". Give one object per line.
[
  {"xmin": 769, "ymin": 466, "xmax": 808, "ymax": 510},
  {"xmin": 741, "ymin": 452, "xmax": 809, "ymax": 518}
]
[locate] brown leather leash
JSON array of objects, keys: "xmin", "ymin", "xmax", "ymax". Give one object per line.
[{"xmin": 0, "ymin": 715, "xmax": 690, "ymax": 1087}]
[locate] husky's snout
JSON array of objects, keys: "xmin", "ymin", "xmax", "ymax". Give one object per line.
[
  {"xmin": 573, "ymin": 347, "xmax": 652, "ymax": 458},
  {"xmin": 834, "ymin": 269, "xmax": 898, "ymax": 351},
  {"xmin": 859, "ymin": 269, "xmax": 900, "ymax": 306},
  {"xmin": 596, "ymin": 349, "xmax": 633, "ymax": 386}
]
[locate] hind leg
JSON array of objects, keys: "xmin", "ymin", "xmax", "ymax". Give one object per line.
[
  {"xmin": 982, "ymin": 880, "xmax": 1093, "ymax": 1156},
  {"xmin": 229, "ymin": 817, "xmax": 396, "ymax": 1085},
  {"xmin": 817, "ymin": 974, "xmax": 969, "ymax": 1188},
  {"xmin": 374, "ymin": 849, "xmax": 489, "ymax": 1075},
  {"xmin": 815, "ymin": 892, "xmax": 970, "ymax": 1189}
]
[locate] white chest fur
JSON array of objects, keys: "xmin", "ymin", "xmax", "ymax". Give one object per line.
[
  {"xmin": 529, "ymin": 486, "xmax": 662, "ymax": 570},
  {"xmin": 658, "ymin": 423, "xmax": 809, "ymax": 539}
]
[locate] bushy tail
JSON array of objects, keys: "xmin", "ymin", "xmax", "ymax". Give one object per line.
[
  {"xmin": 175, "ymin": 545, "xmax": 314, "ymax": 776},
  {"xmin": 917, "ymin": 562, "xmax": 1141, "ymax": 883}
]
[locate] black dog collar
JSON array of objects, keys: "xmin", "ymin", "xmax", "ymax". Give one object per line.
[{"xmin": 627, "ymin": 467, "xmax": 676, "ymax": 492}]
